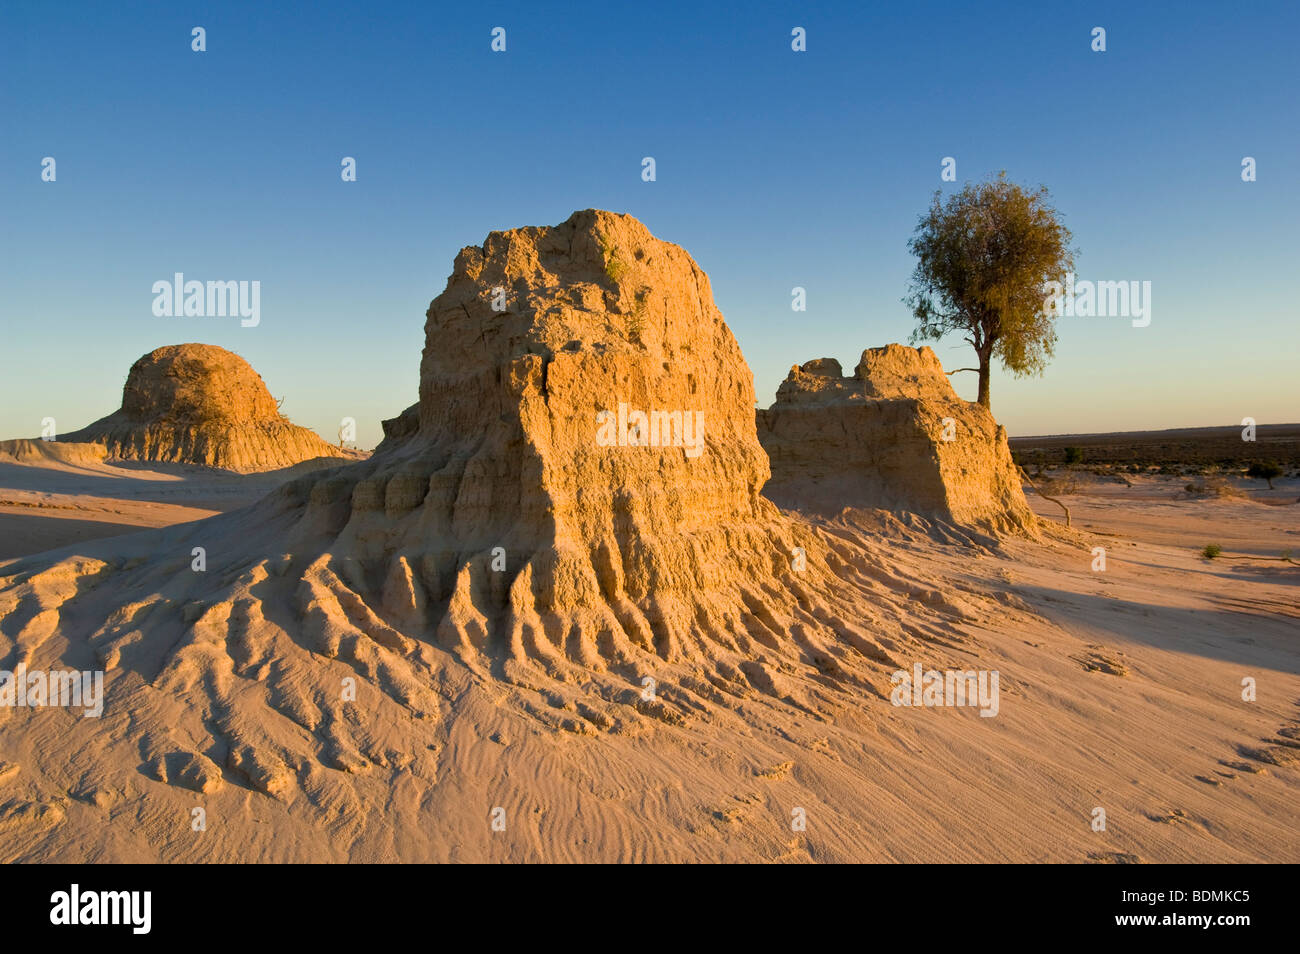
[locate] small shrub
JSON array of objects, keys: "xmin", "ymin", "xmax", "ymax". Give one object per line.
[
  {"xmin": 1246, "ymin": 461, "xmax": 1283, "ymax": 489},
  {"xmin": 626, "ymin": 287, "xmax": 649, "ymax": 343},
  {"xmin": 598, "ymin": 237, "xmax": 627, "ymax": 283},
  {"xmin": 1063, "ymin": 446, "xmax": 1084, "ymax": 466},
  {"xmin": 1183, "ymin": 478, "xmax": 1244, "ymax": 499},
  {"xmin": 1036, "ymin": 474, "xmax": 1080, "ymax": 495},
  {"xmin": 1202, "ymin": 544, "xmax": 1222, "ymax": 559}
]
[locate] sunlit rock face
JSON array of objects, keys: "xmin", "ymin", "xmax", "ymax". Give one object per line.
[
  {"xmin": 61, "ymin": 343, "xmax": 348, "ymax": 472},
  {"xmin": 758, "ymin": 344, "xmax": 1037, "ymax": 536}
]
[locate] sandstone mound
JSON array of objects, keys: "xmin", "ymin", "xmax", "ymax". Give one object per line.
[
  {"xmin": 0, "ymin": 213, "xmax": 987, "ymax": 855},
  {"xmin": 273, "ymin": 209, "xmax": 917, "ymax": 692},
  {"xmin": 757, "ymin": 344, "xmax": 1036, "ymax": 535},
  {"xmin": 59, "ymin": 343, "xmax": 352, "ymax": 473}
]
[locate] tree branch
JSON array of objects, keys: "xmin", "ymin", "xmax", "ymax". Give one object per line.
[
  {"xmin": 946, "ymin": 368, "xmax": 980, "ymax": 375},
  {"xmin": 1212, "ymin": 551, "xmax": 1300, "ymax": 565},
  {"xmin": 1017, "ymin": 466, "xmax": 1070, "ymax": 528}
]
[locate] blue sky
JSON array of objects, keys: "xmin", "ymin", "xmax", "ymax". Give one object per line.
[{"xmin": 2, "ymin": 0, "xmax": 1296, "ymax": 448}]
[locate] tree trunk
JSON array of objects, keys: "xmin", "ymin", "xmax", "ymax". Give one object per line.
[{"xmin": 976, "ymin": 357, "xmax": 991, "ymax": 409}]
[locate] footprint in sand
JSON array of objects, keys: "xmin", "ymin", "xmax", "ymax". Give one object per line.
[
  {"xmin": 1201, "ymin": 718, "xmax": 1300, "ymax": 787},
  {"xmin": 1087, "ymin": 851, "xmax": 1143, "ymax": 864},
  {"xmin": 1072, "ymin": 646, "xmax": 1129, "ymax": 676},
  {"xmin": 1147, "ymin": 808, "xmax": 1196, "ymax": 826}
]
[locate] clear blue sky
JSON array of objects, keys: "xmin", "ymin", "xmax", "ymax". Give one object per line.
[{"xmin": 3, "ymin": 0, "xmax": 1296, "ymax": 448}]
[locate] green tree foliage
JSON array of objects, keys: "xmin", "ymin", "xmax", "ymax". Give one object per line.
[{"xmin": 905, "ymin": 172, "xmax": 1075, "ymax": 409}]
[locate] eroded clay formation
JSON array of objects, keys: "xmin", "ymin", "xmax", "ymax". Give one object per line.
[
  {"xmin": 59, "ymin": 343, "xmax": 351, "ymax": 473},
  {"xmin": 757, "ymin": 345, "xmax": 1036, "ymax": 535},
  {"xmin": 0, "ymin": 212, "xmax": 985, "ymax": 817}
]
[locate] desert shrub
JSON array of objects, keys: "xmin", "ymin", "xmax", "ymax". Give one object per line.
[
  {"xmin": 1063, "ymin": 446, "xmax": 1083, "ymax": 465},
  {"xmin": 1036, "ymin": 474, "xmax": 1080, "ymax": 495},
  {"xmin": 1246, "ymin": 461, "xmax": 1283, "ymax": 489},
  {"xmin": 1183, "ymin": 478, "xmax": 1244, "ymax": 499},
  {"xmin": 599, "ymin": 238, "xmax": 628, "ymax": 283},
  {"xmin": 1202, "ymin": 544, "xmax": 1222, "ymax": 559}
]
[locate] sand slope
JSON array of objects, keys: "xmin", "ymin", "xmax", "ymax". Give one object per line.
[
  {"xmin": 0, "ymin": 483, "xmax": 1295, "ymax": 861},
  {"xmin": 0, "ymin": 439, "xmax": 356, "ymax": 562}
]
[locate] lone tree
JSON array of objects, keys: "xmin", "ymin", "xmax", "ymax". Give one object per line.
[
  {"xmin": 905, "ymin": 172, "xmax": 1075, "ymax": 409},
  {"xmin": 1246, "ymin": 461, "xmax": 1283, "ymax": 490}
]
